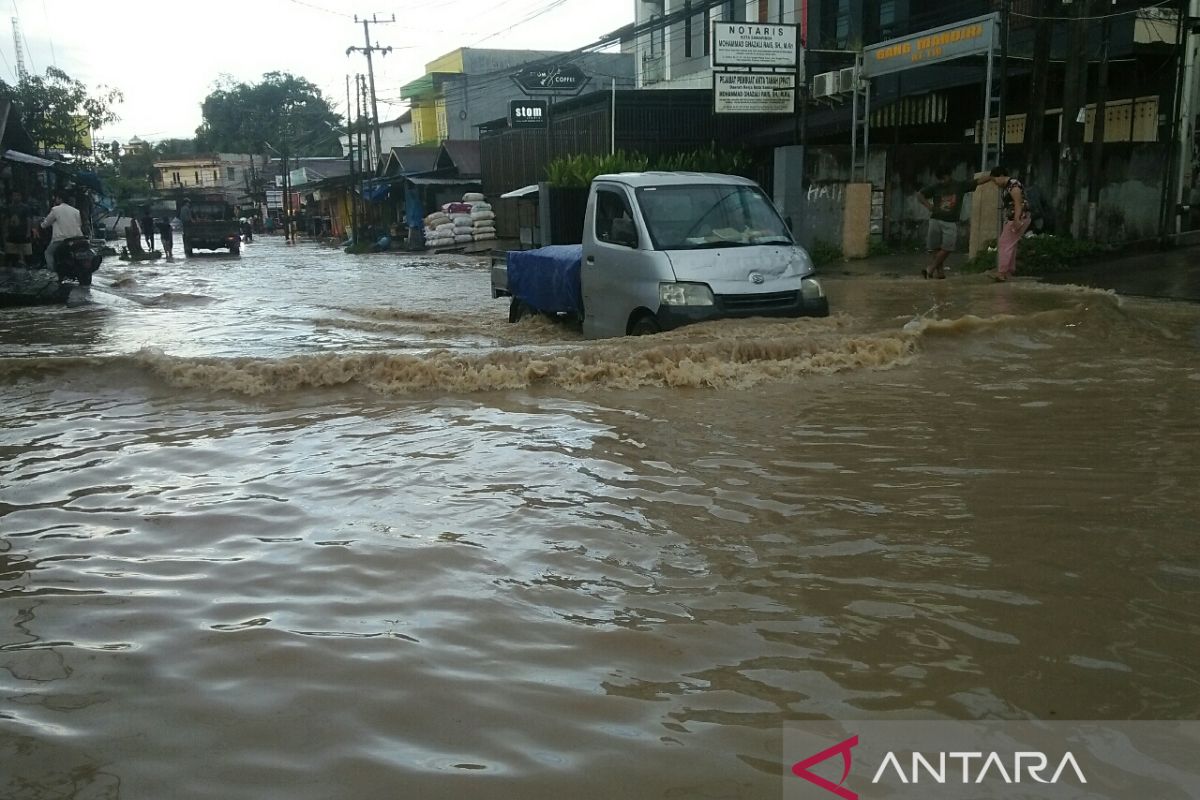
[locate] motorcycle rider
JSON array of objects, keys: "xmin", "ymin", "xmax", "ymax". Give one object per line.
[{"xmin": 40, "ymin": 191, "xmax": 83, "ymax": 274}]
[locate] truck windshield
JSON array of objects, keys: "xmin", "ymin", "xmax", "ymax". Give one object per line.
[{"xmin": 635, "ymin": 184, "xmax": 792, "ymax": 251}]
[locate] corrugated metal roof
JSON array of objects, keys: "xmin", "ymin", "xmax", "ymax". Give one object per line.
[
  {"xmin": 384, "ymin": 146, "xmax": 441, "ymax": 176},
  {"xmin": 439, "ymin": 140, "xmax": 481, "ymax": 178},
  {"xmin": 404, "ymin": 176, "xmax": 482, "ymax": 186}
]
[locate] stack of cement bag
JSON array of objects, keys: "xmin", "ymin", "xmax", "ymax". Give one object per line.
[
  {"xmin": 465, "ymin": 192, "xmax": 496, "ymax": 243},
  {"xmin": 423, "ymin": 209, "xmax": 455, "ymax": 249}
]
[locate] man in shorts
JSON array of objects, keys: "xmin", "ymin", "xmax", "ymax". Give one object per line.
[
  {"xmin": 918, "ymin": 168, "xmax": 986, "ymax": 279},
  {"xmin": 4, "ymin": 191, "xmax": 34, "ymax": 267}
]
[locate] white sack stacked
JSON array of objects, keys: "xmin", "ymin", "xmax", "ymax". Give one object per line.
[
  {"xmin": 464, "ymin": 192, "xmax": 496, "ymax": 243},
  {"xmin": 423, "ymin": 209, "xmax": 455, "ymax": 248}
]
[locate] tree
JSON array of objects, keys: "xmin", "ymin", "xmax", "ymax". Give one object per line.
[
  {"xmin": 195, "ymin": 72, "xmax": 343, "ymax": 157},
  {"xmin": 0, "ymin": 66, "xmax": 123, "ymax": 159}
]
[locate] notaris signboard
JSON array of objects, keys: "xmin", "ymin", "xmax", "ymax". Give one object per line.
[
  {"xmin": 712, "ymin": 23, "xmax": 801, "ymax": 71},
  {"xmin": 862, "ymin": 13, "xmax": 998, "ymax": 78},
  {"xmin": 512, "ymin": 64, "xmax": 590, "ymax": 96}
]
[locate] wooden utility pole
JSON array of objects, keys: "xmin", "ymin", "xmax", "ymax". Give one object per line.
[
  {"xmin": 998, "ymin": 0, "xmax": 1012, "ymax": 163},
  {"xmin": 1087, "ymin": 14, "xmax": 1112, "ymax": 239},
  {"xmin": 347, "ymin": 14, "xmax": 394, "ymax": 167},
  {"xmin": 346, "ymin": 74, "xmax": 358, "ymax": 245},
  {"xmin": 1055, "ymin": 0, "xmax": 1091, "ymax": 237},
  {"xmin": 1024, "ymin": 0, "xmax": 1053, "ymax": 186},
  {"xmin": 356, "ymin": 74, "xmax": 367, "ymax": 240}
]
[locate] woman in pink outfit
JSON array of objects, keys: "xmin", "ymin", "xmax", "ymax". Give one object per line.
[{"xmin": 989, "ymin": 165, "xmax": 1030, "ymax": 282}]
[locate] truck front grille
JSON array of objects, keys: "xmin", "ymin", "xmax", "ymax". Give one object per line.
[{"xmin": 718, "ymin": 291, "xmax": 800, "ymax": 313}]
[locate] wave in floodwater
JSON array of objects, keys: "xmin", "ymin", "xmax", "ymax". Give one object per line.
[
  {"xmin": 0, "ymin": 290, "xmax": 1147, "ymax": 396},
  {"xmin": 0, "ymin": 318, "xmax": 910, "ymax": 395}
]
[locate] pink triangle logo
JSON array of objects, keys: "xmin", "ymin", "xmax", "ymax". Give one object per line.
[{"xmin": 791, "ymin": 735, "xmax": 859, "ymax": 800}]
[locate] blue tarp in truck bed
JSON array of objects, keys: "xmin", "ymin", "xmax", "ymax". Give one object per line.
[{"xmin": 507, "ymin": 245, "xmax": 585, "ymax": 316}]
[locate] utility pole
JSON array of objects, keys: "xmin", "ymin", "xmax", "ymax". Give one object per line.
[
  {"xmin": 1055, "ymin": 0, "xmax": 1090, "ymax": 238},
  {"xmin": 346, "ymin": 74, "xmax": 358, "ymax": 246},
  {"xmin": 998, "ymin": 0, "xmax": 1012, "ymax": 164},
  {"xmin": 1024, "ymin": 0, "xmax": 1053, "ymax": 187},
  {"xmin": 1161, "ymin": 0, "xmax": 1192, "ymax": 240},
  {"xmin": 1088, "ymin": 13, "xmax": 1112, "ymax": 239},
  {"xmin": 356, "ymin": 74, "xmax": 367, "ymax": 241},
  {"xmin": 347, "ymin": 13, "xmax": 394, "ymax": 167},
  {"xmin": 1173, "ymin": 0, "xmax": 1200, "ymax": 236}
]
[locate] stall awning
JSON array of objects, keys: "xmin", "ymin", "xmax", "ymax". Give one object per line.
[
  {"xmin": 364, "ymin": 183, "xmax": 391, "ymax": 202},
  {"xmin": 501, "ymin": 184, "xmax": 539, "ymax": 199},
  {"xmin": 4, "ymin": 149, "xmax": 56, "ymax": 167},
  {"xmin": 404, "ymin": 176, "xmax": 482, "ymax": 186}
]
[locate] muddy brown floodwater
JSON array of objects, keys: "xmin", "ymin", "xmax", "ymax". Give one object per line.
[{"xmin": 1, "ymin": 237, "xmax": 1198, "ymax": 799}]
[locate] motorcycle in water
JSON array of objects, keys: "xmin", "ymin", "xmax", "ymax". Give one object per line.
[
  {"xmin": 53, "ymin": 236, "xmax": 102, "ymax": 287},
  {"xmin": 0, "ymin": 237, "xmax": 103, "ymax": 307}
]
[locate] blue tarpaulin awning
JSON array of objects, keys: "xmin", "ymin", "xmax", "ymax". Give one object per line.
[{"xmin": 364, "ymin": 184, "xmax": 391, "ymax": 202}]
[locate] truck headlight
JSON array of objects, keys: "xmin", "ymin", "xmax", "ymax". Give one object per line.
[
  {"xmin": 801, "ymin": 278, "xmax": 824, "ymax": 301},
  {"xmin": 659, "ymin": 282, "xmax": 715, "ymax": 307}
]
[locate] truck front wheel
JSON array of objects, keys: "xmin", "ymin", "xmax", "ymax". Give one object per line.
[
  {"xmin": 509, "ymin": 297, "xmax": 533, "ymax": 323},
  {"xmin": 629, "ymin": 313, "xmax": 661, "ymax": 336}
]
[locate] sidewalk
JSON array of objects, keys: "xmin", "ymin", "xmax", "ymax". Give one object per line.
[{"xmin": 817, "ymin": 245, "xmax": 1200, "ymax": 303}]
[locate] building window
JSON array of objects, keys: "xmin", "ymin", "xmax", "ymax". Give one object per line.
[
  {"xmin": 836, "ymin": 0, "xmax": 851, "ymax": 49},
  {"xmin": 172, "ymin": 171, "xmax": 181, "ymax": 185},
  {"xmin": 723, "ymin": 0, "xmax": 745, "ymax": 22},
  {"xmin": 685, "ymin": 1, "xmax": 692, "ymax": 58},
  {"xmin": 194, "ymin": 170, "xmax": 200, "ymax": 184},
  {"xmin": 704, "ymin": 7, "xmax": 711, "ymax": 55},
  {"xmin": 212, "ymin": 170, "xmax": 218, "ymax": 183},
  {"xmin": 227, "ymin": 167, "xmax": 237, "ymax": 180},
  {"xmin": 649, "ymin": 12, "xmax": 664, "ymax": 57},
  {"xmin": 879, "ymin": 0, "xmax": 896, "ymax": 39}
]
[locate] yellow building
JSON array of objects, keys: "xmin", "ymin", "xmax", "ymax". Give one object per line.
[{"xmin": 400, "ymin": 49, "xmax": 466, "ymax": 146}]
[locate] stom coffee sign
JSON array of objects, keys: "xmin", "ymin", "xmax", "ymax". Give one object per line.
[{"xmin": 511, "ymin": 64, "xmax": 590, "ymax": 96}]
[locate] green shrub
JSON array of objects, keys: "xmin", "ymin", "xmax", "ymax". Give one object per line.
[
  {"xmin": 545, "ymin": 145, "xmax": 755, "ymax": 187},
  {"xmin": 963, "ymin": 234, "xmax": 1107, "ymax": 275},
  {"xmin": 545, "ymin": 151, "xmax": 650, "ymax": 187}
]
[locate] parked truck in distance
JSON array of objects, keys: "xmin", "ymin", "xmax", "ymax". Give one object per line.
[
  {"xmin": 491, "ymin": 172, "xmax": 828, "ymax": 338},
  {"xmin": 178, "ymin": 192, "xmax": 242, "ymax": 256}
]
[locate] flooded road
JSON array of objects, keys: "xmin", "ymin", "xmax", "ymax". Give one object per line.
[{"xmin": 2, "ymin": 237, "xmax": 1198, "ymax": 799}]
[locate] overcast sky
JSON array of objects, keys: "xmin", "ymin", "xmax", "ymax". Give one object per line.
[{"xmin": 8, "ymin": 0, "xmax": 633, "ymax": 144}]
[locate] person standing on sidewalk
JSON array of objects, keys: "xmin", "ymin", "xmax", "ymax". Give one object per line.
[
  {"xmin": 917, "ymin": 168, "xmax": 987, "ymax": 279},
  {"xmin": 989, "ymin": 165, "xmax": 1031, "ymax": 283}
]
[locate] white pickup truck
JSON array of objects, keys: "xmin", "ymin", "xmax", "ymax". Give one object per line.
[{"xmin": 492, "ymin": 172, "xmax": 828, "ymax": 338}]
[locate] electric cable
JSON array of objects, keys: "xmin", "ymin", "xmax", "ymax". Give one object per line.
[{"xmin": 279, "ymin": 0, "xmax": 352, "ymax": 18}]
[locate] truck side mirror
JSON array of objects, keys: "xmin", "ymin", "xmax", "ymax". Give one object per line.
[{"xmin": 610, "ymin": 217, "xmax": 638, "ymax": 249}]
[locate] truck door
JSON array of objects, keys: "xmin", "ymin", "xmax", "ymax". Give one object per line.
[{"xmin": 582, "ymin": 186, "xmax": 655, "ymax": 338}]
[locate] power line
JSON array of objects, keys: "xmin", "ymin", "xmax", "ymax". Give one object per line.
[
  {"xmin": 1011, "ymin": 0, "xmax": 1170, "ymax": 21},
  {"xmin": 40, "ymin": 0, "xmax": 54, "ymax": 67},
  {"xmin": 279, "ymin": 0, "xmax": 352, "ymax": 18},
  {"xmin": 0, "ymin": 42, "xmax": 13, "ymax": 82}
]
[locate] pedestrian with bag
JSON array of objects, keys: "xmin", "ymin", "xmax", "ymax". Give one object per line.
[{"xmin": 987, "ymin": 166, "xmax": 1031, "ymax": 283}]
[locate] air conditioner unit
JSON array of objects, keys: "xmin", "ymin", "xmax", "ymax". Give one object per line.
[
  {"xmin": 838, "ymin": 67, "xmax": 859, "ymax": 94},
  {"xmin": 812, "ymin": 72, "xmax": 837, "ymax": 99}
]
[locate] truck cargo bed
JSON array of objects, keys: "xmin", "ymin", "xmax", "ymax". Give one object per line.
[{"xmin": 506, "ymin": 245, "xmax": 584, "ymax": 316}]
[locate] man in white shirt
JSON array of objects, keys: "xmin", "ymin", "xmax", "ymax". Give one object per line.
[{"xmin": 40, "ymin": 192, "xmax": 83, "ymax": 273}]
